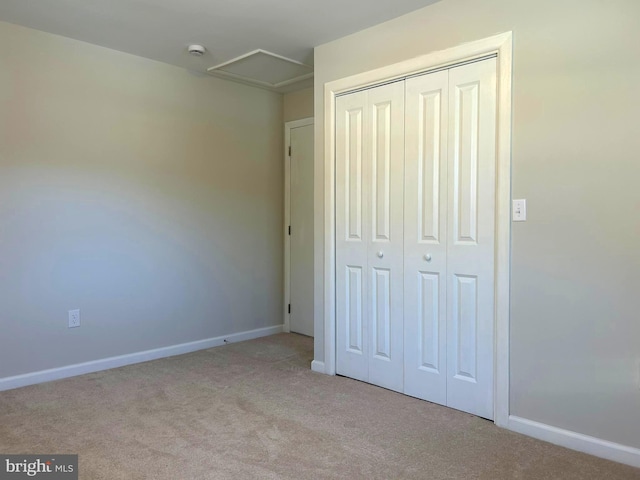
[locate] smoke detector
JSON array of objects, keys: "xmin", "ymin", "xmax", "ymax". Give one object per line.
[{"xmin": 187, "ymin": 44, "xmax": 206, "ymax": 57}]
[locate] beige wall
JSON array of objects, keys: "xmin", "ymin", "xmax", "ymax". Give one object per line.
[
  {"xmin": 313, "ymin": 0, "xmax": 640, "ymax": 449},
  {"xmin": 283, "ymin": 87, "xmax": 314, "ymax": 122},
  {"xmin": 0, "ymin": 21, "xmax": 283, "ymax": 378}
]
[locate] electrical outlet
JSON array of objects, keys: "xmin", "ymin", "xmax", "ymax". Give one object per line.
[{"xmin": 68, "ymin": 309, "xmax": 80, "ymax": 328}]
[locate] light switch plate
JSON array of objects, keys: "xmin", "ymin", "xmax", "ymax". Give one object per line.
[{"xmin": 513, "ymin": 199, "xmax": 527, "ymax": 221}]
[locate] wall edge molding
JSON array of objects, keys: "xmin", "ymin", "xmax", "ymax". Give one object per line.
[
  {"xmin": 310, "ymin": 360, "xmax": 325, "ymax": 373},
  {"xmin": 0, "ymin": 324, "xmax": 284, "ymax": 391},
  {"xmin": 507, "ymin": 415, "xmax": 640, "ymax": 468}
]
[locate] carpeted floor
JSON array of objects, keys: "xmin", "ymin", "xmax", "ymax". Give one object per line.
[{"xmin": 0, "ymin": 333, "xmax": 638, "ymax": 479}]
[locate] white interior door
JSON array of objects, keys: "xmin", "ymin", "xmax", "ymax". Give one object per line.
[
  {"xmin": 367, "ymin": 82, "xmax": 405, "ymax": 392},
  {"xmin": 403, "ymin": 70, "xmax": 449, "ymax": 405},
  {"xmin": 336, "ymin": 81, "xmax": 405, "ymax": 392},
  {"xmin": 336, "ymin": 58, "xmax": 497, "ymax": 418},
  {"xmin": 445, "ymin": 58, "xmax": 496, "ymax": 419},
  {"xmin": 336, "ymin": 90, "xmax": 369, "ymax": 383},
  {"xmin": 289, "ymin": 122, "xmax": 315, "ymax": 337}
]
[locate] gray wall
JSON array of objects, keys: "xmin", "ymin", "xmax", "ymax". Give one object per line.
[
  {"xmin": 283, "ymin": 87, "xmax": 314, "ymax": 122},
  {"xmin": 313, "ymin": 0, "xmax": 640, "ymax": 449},
  {"xmin": 0, "ymin": 21, "xmax": 284, "ymax": 378}
]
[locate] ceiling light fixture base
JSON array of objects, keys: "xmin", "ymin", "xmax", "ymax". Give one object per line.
[{"xmin": 187, "ymin": 44, "xmax": 206, "ymax": 56}]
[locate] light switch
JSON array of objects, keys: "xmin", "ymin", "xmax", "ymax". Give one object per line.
[{"xmin": 513, "ymin": 199, "xmax": 527, "ymax": 222}]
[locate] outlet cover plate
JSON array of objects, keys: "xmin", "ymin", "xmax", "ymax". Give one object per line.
[{"xmin": 68, "ymin": 309, "xmax": 80, "ymax": 328}]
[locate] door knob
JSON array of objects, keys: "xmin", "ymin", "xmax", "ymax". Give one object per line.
[
  {"xmin": 424, "ymin": 254, "xmax": 432, "ymax": 262},
  {"xmin": 377, "ymin": 251, "xmax": 384, "ymax": 258}
]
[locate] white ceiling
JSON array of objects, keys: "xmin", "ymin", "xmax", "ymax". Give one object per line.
[{"xmin": 0, "ymin": 0, "xmax": 440, "ymax": 92}]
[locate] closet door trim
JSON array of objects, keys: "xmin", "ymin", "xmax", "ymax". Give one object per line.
[{"xmin": 321, "ymin": 32, "xmax": 513, "ymax": 428}]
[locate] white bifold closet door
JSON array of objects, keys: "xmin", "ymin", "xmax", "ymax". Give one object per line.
[
  {"xmin": 336, "ymin": 57, "xmax": 496, "ymax": 420},
  {"xmin": 403, "ymin": 69, "xmax": 450, "ymax": 406},
  {"xmin": 404, "ymin": 58, "xmax": 496, "ymax": 419},
  {"xmin": 335, "ymin": 81, "xmax": 405, "ymax": 393}
]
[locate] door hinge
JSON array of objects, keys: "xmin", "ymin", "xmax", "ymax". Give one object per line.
[
  {"xmin": 288, "ymin": 225, "xmax": 291, "ymax": 235},
  {"xmin": 288, "ymin": 304, "xmax": 291, "ymax": 314},
  {"xmin": 288, "ymin": 145, "xmax": 291, "ymax": 156}
]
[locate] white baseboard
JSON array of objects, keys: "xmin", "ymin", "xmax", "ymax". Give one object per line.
[
  {"xmin": 507, "ymin": 415, "xmax": 640, "ymax": 468},
  {"xmin": 0, "ymin": 324, "xmax": 284, "ymax": 392},
  {"xmin": 311, "ymin": 360, "xmax": 325, "ymax": 373}
]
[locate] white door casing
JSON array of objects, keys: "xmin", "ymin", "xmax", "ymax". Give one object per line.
[{"xmin": 284, "ymin": 118, "xmax": 314, "ymax": 336}]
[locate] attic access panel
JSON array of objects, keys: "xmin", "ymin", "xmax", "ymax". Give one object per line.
[{"xmin": 207, "ymin": 49, "xmax": 313, "ymax": 90}]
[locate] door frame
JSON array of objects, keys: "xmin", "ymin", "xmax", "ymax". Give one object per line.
[
  {"xmin": 321, "ymin": 32, "xmax": 513, "ymax": 426},
  {"xmin": 284, "ymin": 117, "xmax": 314, "ymax": 333}
]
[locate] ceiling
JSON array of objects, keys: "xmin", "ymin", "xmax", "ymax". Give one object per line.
[{"xmin": 0, "ymin": 0, "xmax": 440, "ymax": 92}]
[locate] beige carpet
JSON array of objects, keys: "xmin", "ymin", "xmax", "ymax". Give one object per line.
[{"xmin": 0, "ymin": 333, "xmax": 638, "ymax": 479}]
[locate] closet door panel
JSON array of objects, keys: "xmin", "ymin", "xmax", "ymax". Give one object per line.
[
  {"xmin": 336, "ymin": 91, "xmax": 370, "ymax": 382},
  {"xmin": 336, "ymin": 58, "xmax": 497, "ymax": 419},
  {"xmin": 446, "ymin": 58, "xmax": 497, "ymax": 420},
  {"xmin": 367, "ymin": 81, "xmax": 405, "ymax": 393},
  {"xmin": 403, "ymin": 70, "xmax": 449, "ymax": 404}
]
